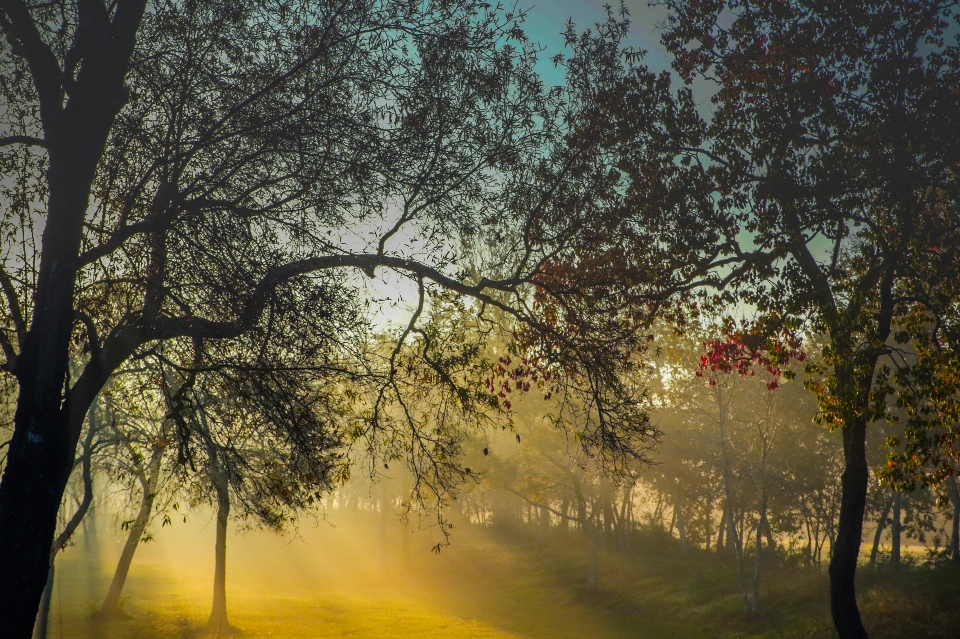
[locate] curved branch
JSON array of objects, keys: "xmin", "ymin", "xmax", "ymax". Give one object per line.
[{"xmin": 0, "ymin": 135, "xmax": 46, "ymax": 149}]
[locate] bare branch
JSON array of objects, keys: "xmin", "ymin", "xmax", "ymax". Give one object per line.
[
  {"xmin": 0, "ymin": 135, "xmax": 46, "ymax": 149},
  {"xmin": 0, "ymin": 265, "xmax": 24, "ymax": 344},
  {"xmin": 0, "ymin": 0, "xmax": 63, "ymax": 136}
]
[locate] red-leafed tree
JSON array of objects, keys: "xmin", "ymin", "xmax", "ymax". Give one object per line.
[
  {"xmin": 661, "ymin": 3, "xmax": 960, "ymax": 637},
  {"xmin": 559, "ymin": 1, "xmax": 960, "ymax": 637}
]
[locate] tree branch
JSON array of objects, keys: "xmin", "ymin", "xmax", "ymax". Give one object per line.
[
  {"xmin": 0, "ymin": 0, "xmax": 63, "ymax": 138},
  {"xmin": 0, "ymin": 135, "xmax": 46, "ymax": 149},
  {"xmin": 506, "ymin": 489, "xmax": 578, "ymax": 522}
]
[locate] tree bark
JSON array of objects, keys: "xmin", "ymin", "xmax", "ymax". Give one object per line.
[
  {"xmin": 868, "ymin": 494, "xmax": 894, "ymax": 568},
  {"xmin": 207, "ymin": 465, "xmax": 232, "ymax": 634},
  {"xmin": 828, "ymin": 412, "xmax": 870, "ymax": 639},
  {"xmin": 34, "ymin": 403, "xmax": 99, "ymax": 639}
]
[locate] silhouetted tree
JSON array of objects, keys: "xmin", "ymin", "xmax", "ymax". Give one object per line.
[{"xmin": 0, "ymin": 2, "xmax": 666, "ymax": 633}]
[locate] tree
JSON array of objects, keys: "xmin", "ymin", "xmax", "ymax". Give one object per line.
[
  {"xmin": 33, "ymin": 397, "xmax": 107, "ymax": 639},
  {"xmin": 568, "ymin": 2, "xmax": 960, "ymax": 636},
  {"xmin": 0, "ymin": 3, "xmax": 664, "ymax": 632},
  {"xmin": 95, "ymin": 374, "xmax": 178, "ymax": 618}
]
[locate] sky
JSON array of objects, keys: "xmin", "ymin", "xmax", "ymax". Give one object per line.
[
  {"xmin": 521, "ymin": 0, "xmax": 674, "ymax": 78},
  {"xmin": 368, "ymin": 1, "xmax": 683, "ymax": 330}
]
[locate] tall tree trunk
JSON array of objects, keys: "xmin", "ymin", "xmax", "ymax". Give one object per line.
[
  {"xmin": 672, "ymin": 487, "xmax": 689, "ymax": 556},
  {"xmin": 704, "ymin": 499, "xmax": 713, "ymax": 552},
  {"xmin": 378, "ymin": 480, "xmax": 389, "ymax": 576},
  {"xmin": 617, "ymin": 484, "xmax": 632, "ymax": 551},
  {"xmin": 868, "ymin": 494, "xmax": 894, "ymax": 568},
  {"xmin": 207, "ymin": 466, "xmax": 232, "ymax": 634},
  {"xmin": 34, "ymin": 405, "xmax": 99, "ymax": 639},
  {"xmin": 402, "ymin": 519, "xmax": 412, "ymax": 568},
  {"xmin": 763, "ymin": 519, "xmax": 777, "ymax": 559},
  {"xmin": 0, "ymin": 9, "xmax": 146, "ymax": 634},
  {"xmin": 587, "ymin": 514, "xmax": 598, "ymax": 589},
  {"xmin": 718, "ymin": 411, "xmax": 748, "ymax": 610},
  {"xmin": 97, "ymin": 442, "xmax": 164, "ymax": 617},
  {"xmin": 752, "ymin": 492, "xmax": 769, "ymax": 612},
  {"xmin": 828, "ymin": 410, "xmax": 870, "ymax": 639},
  {"xmin": 890, "ymin": 491, "xmax": 901, "ymax": 569},
  {"xmin": 573, "ymin": 480, "xmax": 596, "ymax": 588},
  {"xmin": 949, "ymin": 476, "xmax": 960, "ymax": 565},
  {"xmin": 31, "ymin": 563, "xmax": 56, "ymax": 639},
  {"xmin": 538, "ymin": 505, "xmax": 550, "ymax": 544},
  {"xmin": 717, "ymin": 501, "xmax": 727, "ymax": 552}
]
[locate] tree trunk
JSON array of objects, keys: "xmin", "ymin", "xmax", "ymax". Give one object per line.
[
  {"xmin": 0, "ymin": 356, "xmax": 89, "ymax": 637},
  {"xmin": 717, "ymin": 501, "xmax": 727, "ymax": 552},
  {"xmin": 752, "ymin": 493, "xmax": 769, "ymax": 611},
  {"xmin": 890, "ymin": 491, "xmax": 901, "ymax": 570},
  {"xmin": 672, "ymin": 487, "xmax": 689, "ymax": 556},
  {"xmin": 949, "ymin": 476, "xmax": 960, "ymax": 565},
  {"xmin": 378, "ymin": 480, "xmax": 389, "ymax": 576},
  {"xmin": 31, "ymin": 563, "xmax": 55, "ymax": 639},
  {"xmin": 573, "ymin": 480, "xmax": 596, "ymax": 587},
  {"xmin": 207, "ymin": 468, "xmax": 232, "ymax": 634},
  {"xmin": 868, "ymin": 494, "xmax": 894, "ymax": 568},
  {"xmin": 97, "ymin": 443, "xmax": 164, "ymax": 617},
  {"xmin": 538, "ymin": 505, "xmax": 550, "ymax": 544},
  {"xmin": 704, "ymin": 499, "xmax": 713, "ymax": 552},
  {"xmin": 828, "ymin": 411, "xmax": 870, "ymax": 639},
  {"xmin": 763, "ymin": 519, "xmax": 777, "ymax": 558},
  {"xmin": 34, "ymin": 405, "xmax": 99, "ymax": 639},
  {"xmin": 0, "ymin": 11, "xmax": 146, "ymax": 633},
  {"xmin": 587, "ymin": 514, "xmax": 598, "ymax": 589}
]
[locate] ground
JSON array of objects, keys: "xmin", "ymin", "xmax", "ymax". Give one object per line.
[{"xmin": 46, "ymin": 510, "xmax": 960, "ymax": 639}]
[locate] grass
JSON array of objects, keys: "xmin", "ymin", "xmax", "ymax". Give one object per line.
[
  {"xmin": 47, "ymin": 511, "xmax": 960, "ymax": 639},
  {"xmin": 52, "ymin": 591, "xmax": 521, "ymax": 639}
]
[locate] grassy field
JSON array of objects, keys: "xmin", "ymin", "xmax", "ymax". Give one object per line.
[{"xmin": 46, "ymin": 511, "xmax": 960, "ymax": 639}]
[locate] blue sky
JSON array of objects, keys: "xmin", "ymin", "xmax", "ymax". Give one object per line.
[{"xmin": 521, "ymin": 0, "xmax": 674, "ymax": 81}]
